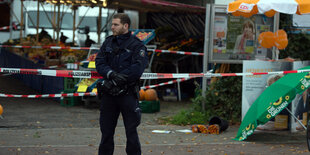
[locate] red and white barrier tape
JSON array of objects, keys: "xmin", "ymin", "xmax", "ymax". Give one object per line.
[
  {"xmin": 0, "ymin": 67, "xmax": 205, "ymax": 79},
  {"xmin": 0, "ymin": 26, "xmax": 10, "ymax": 31},
  {"xmin": 0, "ymin": 45, "xmax": 91, "ymax": 50},
  {"xmin": 0, "ymin": 24, "xmax": 17, "ymax": 31},
  {"xmin": 0, "ymin": 92, "xmax": 96, "ymax": 98},
  {"xmin": 0, "ymin": 77, "xmax": 196, "ymax": 98},
  {"xmin": 0, "ymin": 44, "xmax": 203, "ymax": 56},
  {"xmin": 0, "ymin": 67, "xmax": 102, "ymax": 79},
  {"xmin": 148, "ymin": 49, "xmax": 203, "ymax": 56},
  {"xmin": 141, "ymin": 77, "xmax": 193, "ymax": 89},
  {"xmin": 1, "ymin": 67, "xmax": 310, "ymax": 79}
]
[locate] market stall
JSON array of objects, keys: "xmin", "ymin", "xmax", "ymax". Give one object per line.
[{"xmin": 1, "ymin": 0, "xmax": 207, "ymax": 107}]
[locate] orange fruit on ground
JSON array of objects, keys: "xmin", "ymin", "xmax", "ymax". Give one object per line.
[{"xmin": 0, "ymin": 104, "xmax": 3, "ymax": 115}]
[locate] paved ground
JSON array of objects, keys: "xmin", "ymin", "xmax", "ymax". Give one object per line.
[{"xmin": 0, "ymin": 76, "xmax": 309, "ymax": 155}]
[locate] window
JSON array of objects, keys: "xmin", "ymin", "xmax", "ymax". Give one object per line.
[
  {"xmin": 27, "ymin": 11, "xmax": 73, "ymax": 29},
  {"xmin": 78, "ymin": 16, "xmax": 107, "ymax": 32}
]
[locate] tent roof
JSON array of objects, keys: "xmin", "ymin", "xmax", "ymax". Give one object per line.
[
  {"xmin": 107, "ymin": 0, "xmax": 206, "ymax": 13},
  {"xmin": 29, "ymin": 0, "xmax": 205, "ymax": 13}
]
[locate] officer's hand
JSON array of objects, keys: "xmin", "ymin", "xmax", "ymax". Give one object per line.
[
  {"xmin": 110, "ymin": 72, "xmax": 128, "ymax": 86},
  {"xmin": 102, "ymin": 80, "xmax": 114, "ymax": 91},
  {"xmin": 109, "ymin": 86, "xmax": 122, "ymax": 96}
]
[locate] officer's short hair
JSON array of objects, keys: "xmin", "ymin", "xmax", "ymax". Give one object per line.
[{"xmin": 113, "ymin": 13, "xmax": 131, "ymax": 28}]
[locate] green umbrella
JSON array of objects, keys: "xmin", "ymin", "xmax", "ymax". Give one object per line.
[{"xmin": 234, "ymin": 65, "xmax": 310, "ymax": 141}]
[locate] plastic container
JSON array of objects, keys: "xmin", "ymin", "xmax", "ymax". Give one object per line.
[
  {"xmin": 130, "ymin": 29, "xmax": 155, "ymax": 45},
  {"xmin": 64, "ymin": 77, "xmax": 80, "ymax": 92},
  {"xmin": 139, "ymin": 100, "xmax": 160, "ymax": 113}
]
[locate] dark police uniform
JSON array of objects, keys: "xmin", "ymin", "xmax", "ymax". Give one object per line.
[{"xmin": 95, "ymin": 31, "xmax": 148, "ymax": 155}]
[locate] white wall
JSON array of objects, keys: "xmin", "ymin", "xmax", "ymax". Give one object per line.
[
  {"xmin": 0, "ymin": 32, "xmax": 19, "ymax": 43},
  {"xmin": 215, "ymin": 0, "xmax": 234, "ymax": 5}
]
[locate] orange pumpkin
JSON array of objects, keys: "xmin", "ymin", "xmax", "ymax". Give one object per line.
[
  {"xmin": 0, "ymin": 104, "xmax": 3, "ymax": 115},
  {"xmin": 139, "ymin": 89, "xmax": 146, "ymax": 101},
  {"xmin": 258, "ymin": 31, "xmax": 275, "ymax": 48},
  {"xmin": 274, "ymin": 29, "xmax": 288, "ymax": 50},
  {"xmin": 144, "ymin": 89, "xmax": 158, "ymax": 101}
]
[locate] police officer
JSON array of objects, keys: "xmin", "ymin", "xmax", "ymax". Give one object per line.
[{"xmin": 95, "ymin": 13, "xmax": 148, "ymax": 155}]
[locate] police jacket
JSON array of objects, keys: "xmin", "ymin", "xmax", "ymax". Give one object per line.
[{"xmin": 95, "ymin": 31, "xmax": 148, "ymax": 84}]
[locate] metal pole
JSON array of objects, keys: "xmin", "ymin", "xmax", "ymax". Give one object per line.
[
  {"xmin": 56, "ymin": 4, "xmax": 60, "ymax": 42},
  {"xmin": 41, "ymin": 3, "xmax": 57, "ymax": 31},
  {"xmin": 73, "ymin": 7, "xmax": 76, "ymax": 44},
  {"xmin": 98, "ymin": 6, "xmax": 102, "ymax": 44},
  {"xmin": 53, "ymin": 5, "xmax": 56, "ymax": 41},
  {"xmin": 273, "ymin": 13, "xmax": 280, "ymax": 60},
  {"xmin": 20, "ymin": 0, "xmax": 24, "ymax": 42},
  {"xmin": 36, "ymin": 0, "xmax": 40, "ymax": 43},
  {"xmin": 175, "ymin": 62, "xmax": 181, "ymax": 101},
  {"xmin": 9, "ymin": 2, "xmax": 13, "ymax": 40},
  {"xmin": 202, "ymin": 3, "xmax": 212, "ymax": 111},
  {"xmin": 286, "ymin": 107, "xmax": 307, "ymax": 130}
]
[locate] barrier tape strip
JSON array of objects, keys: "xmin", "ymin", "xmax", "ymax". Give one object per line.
[
  {"xmin": 0, "ymin": 67, "xmax": 205, "ymax": 79},
  {"xmin": 1, "ymin": 67, "xmax": 310, "ymax": 79},
  {"xmin": 148, "ymin": 49, "xmax": 203, "ymax": 56},
  {"xmin": 140, "ymin": 77, "xmax": 194, "ymax": 89},
  {"xmin": 0, "ymin": 45, "xmax": 203, "ymax": 56},
  {"xmin": 0, "ymin": 92, "xmax": 97, "ymax": 98},
  {"xmin": 0, "ymin": 45, "xmax": 91, "ymax": 50},
  {"xmin": 0, "ymin": 24, "xmax": 17, "ymax": 31},
  {"xmin": 0, "ymin": 26, "xmax": 10, "ymax": 31},
  {"xmin": 0, "ymin": 77, "xmax": 195, "ymax": 98}
]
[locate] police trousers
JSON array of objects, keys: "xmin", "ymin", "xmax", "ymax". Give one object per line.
[{"xmin": 98, "ymin": 92, "xmax": 141, "ymax": 155}]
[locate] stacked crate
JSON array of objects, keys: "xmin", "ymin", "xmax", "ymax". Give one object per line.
[
  {"xmin": 60, "ymin": 77, "xmax": 81, "ymax": 106},
  {"xmin": 139, "ymin": 100, "xmax": 160, "ymax": 113}
]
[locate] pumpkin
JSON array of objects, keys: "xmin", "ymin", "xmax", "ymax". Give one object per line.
[
  {"xmin": 139, "ymin": 89, "xmax": 146, "ymax": 101},
  {"xmin": 144, "ymin": 89, "xmax": 158, "ymax": 101},
  {"xmin": 0, "ymin": 104, "xmax": 3, "ymax": 115}
]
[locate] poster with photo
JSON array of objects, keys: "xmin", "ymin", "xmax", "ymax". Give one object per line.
[
  {"xmin": 211, "ymin": 13, "xmax": 274, "ymax": 63},
  {"xmin": 213, "ymin": 15, "xmax": 227, "ymax": 54}
]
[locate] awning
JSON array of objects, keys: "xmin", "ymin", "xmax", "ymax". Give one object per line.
[
  {"xmin": 107, "ymin": 0, "xmax": 205, "ymax": 13},
  {"xmin": 0, "ymin": 0, "xmax": 10, "ymax": 4}
]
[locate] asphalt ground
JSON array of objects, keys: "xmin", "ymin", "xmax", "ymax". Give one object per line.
[{"xmin": 0, "ymin": 76, "xmax": 309, "ymax": 155}]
